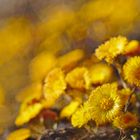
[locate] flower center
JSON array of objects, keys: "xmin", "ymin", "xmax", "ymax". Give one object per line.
[{"xmin": 100, "ymin": 98, "xmax": 114, "ymax": 111}]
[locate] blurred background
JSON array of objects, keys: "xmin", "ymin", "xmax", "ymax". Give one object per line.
[{"xmin": 0, "ymin": 0, "xmax": 140, "ymax": 139}]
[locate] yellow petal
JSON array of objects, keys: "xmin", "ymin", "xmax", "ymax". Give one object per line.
[{"xmin": 7, "ymin": 128, "xmax": 31, "ymax": 140}]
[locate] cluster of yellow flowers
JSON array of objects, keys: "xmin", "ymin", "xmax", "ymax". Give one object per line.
[{"xmin": 7, "ymin": 35, "xmax": 140, "ymax": 139}]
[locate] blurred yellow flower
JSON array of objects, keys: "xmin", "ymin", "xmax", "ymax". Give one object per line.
[
  {"xmin": 124, "ymin": 40, "xmax": 139, "ymax": 55},
  {"xmin": 0, "ymin": 17, "xmax": 32, "ymax": 65},
  {"xmin": 44, "ymin": 68, "xmax": 66, "ymax": 107},
  {"xmin": 7, "ymin": 128, "xmax": 31, "ymax": 140},
  {"xmin": 123, "ymin": 56, "xmax": 140, "ymax": 86},
  {"xmin": 56, "ymin": 49, "xmax": 85, "ymax": 72},
  {"xmin": 89, "ymin": 83, "xmax": 123, "ymax": 125},
  {"xmin": 30, "ymin": 52, "xmax": 56, "ymax": 82},
  {"xmin": 15, "ymin": 97, "xmax": 43, "ymax": 126},
  {"xmin": 38, "ymin": 5, "xmax": 75, "ymax": 36},
  {"xmin": 60, "ymin": 100, "xmax": 81, "ymax": 119},
  {"xmin": 71, "ymin": 102, "xmax": 91, "ymax": 128},
  {"xmin": 66, "ymin": 67, "xmax": 90, "ymax": 90},
  {"xmin": 95, "ymin": 36, "xmax": 128, "ymax": 63},
  {"xmin": 89, "ymin": 63, "xmax": 114, "ymax": 85},
  {"xmin": 113, "ymin": 112, "xmax": 138, "ymax": 130}
]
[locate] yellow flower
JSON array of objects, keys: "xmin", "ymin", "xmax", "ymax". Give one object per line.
[
  {"xmin": 71, "ymin": 102, "xmax": 92, "ymax": 128},
  {"xmin": 15, "ymin": 96, "xmax": 43, "ymax": 126},
  {"xmin": 123, "ymin": 56, "xmax": 140, "ymax": 86},
  {"xmin": 65, "ymin": 67, "xmax": 90, "ymax": 90},
  {"xmin": 29, "ymin": 52, "xmax": 56, "ymax": 82},
  {"xmin": 44, "ymin": 68, "xmax": 66, "ymax": 107},
  {"xmin": 56, "ymin": 49, "xmax": 85, "ymax": 72},
  {"xmin": 124, "ymin": 40, "xmax": 139, "ymax": 55},
  {"xmin": 89, "ymin": 63, "xmax": 114, "ymax": 85},
  {"xmin": 7, "ymin": 128, "xmax": 31, "ymax": 140},
  {"xmin": 95, "ymin": 36, "xmax": 128, "ymax": 63},
  {"xmin": 113, "ymin": 112, "xmax": 138, "ymax": 130},
  {"xmin": 60, "ymin": 100, "xmax": 81, "ymax": 119},
  {"xmin": 89, "ymin": 83, "xmax": 123, "ymax": 125}
]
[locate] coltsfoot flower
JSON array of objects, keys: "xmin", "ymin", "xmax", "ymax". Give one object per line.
[
  {"xmin": 113, "ymin": 112, "xmax": 138, "ymax": 130},
  {"xmin": 66, "ymin": 67, "xmax": 90, "ymax": 90},
  {"xmin": 95, "ymin": 36, "xmax": 128, "ymax": 63},
  {"xmin": 89, "ymin": 63, "xmax": 114, "ymax": 85},
  {"xmin": 71, "ymin": 102, "xmax": 92, "ymax": 128},
  {"xmin": 89, "ymin": 83, "xmax": 123, "ymax": 125},
  {"xmin": 44, "ymin": 68, "xmax": 66, "ymax": 106},
  {"xmin": 60, "ymin": 100, "xmax": 81, "ymax": 118},
  {"xmin": 123, "ymin": 56, "xmax": 140, "ymax": 86},
  {"xmin": 15, "ymin": 97, "xmax": 43, "ymax": 126}
]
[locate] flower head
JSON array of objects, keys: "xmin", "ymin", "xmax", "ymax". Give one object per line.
[
  {"xmin": 89, "ymin": 63, "xmax": 114, "ymax": 85},
  {"xmin": 66, "ymin": 67, "xmax": 90, "ymax": 90},
  {"xmin": 95, "ymin": 36, "xmax": 128, "ymax": 63},
  {"xmin": 123, "ymin": 56, "xmax": 140, "ymax": 86},
  {"xmin": 89, "ymin": 83, "xmax": 123, "ymax": 125},
  {"xmin": 44, "ymin": 68, "xmax": 66, "ymax": 100},
  {"xmin": 71, "ymin": 102, "xmax": 92, "ymax": 128},
  {"xmin": 113, "ymin": 112, "xmax": 138, "ymax": 130},
  {"xmin": 60, "ymin": 100, "xmax": 81, "ymax": 119}
]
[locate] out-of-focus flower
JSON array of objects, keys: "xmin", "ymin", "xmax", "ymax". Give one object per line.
[
  {"xmin": 71, "ymin": 102, "xmax": 91, "ymax": 128},
  {"xmin": 124, "ymin": 40, "xmax": 140, "ymax": 55},
  {"xmin": 43, "ymin": 68, "xmax": 66, "ymax": 107},
  {"xmin": 123, "ymin": 56, "xmax": 140, "ymax": 86},
  {"xmin": 119, "ymin": 88, "xmax": 136, "ymax": 106},
  {"xmin": 7, "ymin": 128, "xmax": 31, "ymax": 140},
  {"xmin": 15, "ymin": 97, "xmax": 43, "ymax": 126},
  {"xmin": 60, "ymin": 100, "xmax": 81, "ymax": 119},
  {"xmin": 16, "ymin": 83, "xmax": 42, "ymax": 103},
  {"xmin": 37, "ymin": 34, "xmax": 69, "ymax": 55},
  {"xmin": 89, "ymin": 83, "xmax": 123, "ymax": 125},
  {"xmin": 89, "ymin": 63, "xmax": 114, "ymax": 85},
  {"xmin": 30, "ymin": 52, "xmax": 56, "ymax": 82},
  {"xmin": 0, "ymin": 17, "xmax": 33, "ymax": 65},
  {"xmin": 66, "ymin": 67, "xmax": 90, "ymax": 90},
  {"xmin": 38, "ymin": 5, "xmax": 75, "ymax": 36},
  {"xmin": 95, "ymin": 36, "xmax": 128, "ymax": 63},
  {"xmin": 113, "ymin": 112, "xmax": 138, "ymax": 130},
  {"xmin": 56, "ymin": 49, "xmax": 85, "ymax": 72},
  {"xmin": 0, "ymin": 86, "xmax": 5, "ymax": 105}
]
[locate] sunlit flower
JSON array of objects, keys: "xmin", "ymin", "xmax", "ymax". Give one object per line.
[
  {"xmin": 95, "ymin": 36, "xmax": 128, "ymax": 63},
  {"xmin": 56, "ymin": 49, "xmax": 85, "ymax": 72},
  {"xmin": 15, "ymin": 97, "xmax": 43, "ymax": 126},
  {"xmin": 7, "ymin": 128, "xmax": 31, "ymax": 140},
  {"xmin": 66, "ymin": 67, "xmax": 90, "ymax": 90},
  {"xmin": 71, "ymin": 102, "xmax": 92, "ymax": 128},
  {"xmin": 113, "ymin": 112, "xmax": 138, "ymax": 130},
  {"xmin": 44, "ymin": 68, "xmax": 66, "ymax": 107},
  {"xmin": 123, "ymin": 56, "xmax": 140, "ymax": 86},
  {"xmin": 30, "ymin": 52, "xmax": 56, "ymax": 82},
  {"xmin": 89, "ymin": 83, "xmax": 123, "ymax": 125},
  {"xmin": 124, "ymin": 40, "xmax": 139, "ymax": 55},
  {"xmin": 89, "ymin": 63, "xmax": 114, "ymax": 85},
  {"xmin": 60, "ymin": 100, "xmax": 81, "ymax": 118}
]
